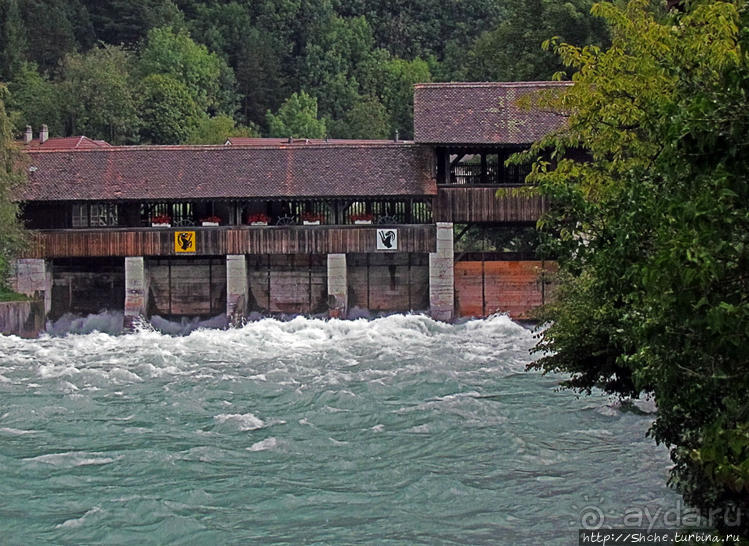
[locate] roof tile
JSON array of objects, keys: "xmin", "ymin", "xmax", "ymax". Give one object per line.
[
  {"xmin": 21, "ymin": 143, "xmax": 436, "ymax": 201},
  {"xmin": 413, "ymin": 82, "xmax": 570, "ymax": 144}
]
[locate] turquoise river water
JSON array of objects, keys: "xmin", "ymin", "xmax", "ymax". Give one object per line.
[{"xmin": 0, "ymin": 314, "xmax": 680, "ymax": 545}]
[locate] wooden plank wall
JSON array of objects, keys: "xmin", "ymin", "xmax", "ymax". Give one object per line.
[
  {"xmin": 347, "ymin": 253, "xmax": 429, "ymax": 313},
  {"xmin": 25, "ymin": 225, "xmax": 436, "ymax": 258},
  {"xmin": 435, "ymin": 187, "xmax": 546, "ymax": 223},
  {"xmin": 246, "ymin": 255, "xmax": 328, "ymax": 315},
  {"xmin": 454, "ymin": 260, "xmax": 557, "ymax": 319},
  {"xmin": 148, "ymin": 258, "xmax": 226, "ymax": 317}
]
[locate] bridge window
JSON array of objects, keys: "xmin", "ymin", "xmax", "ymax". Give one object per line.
[{"xmin": 71, "ymin": 203, "xmax": 119, "ymax": 228}]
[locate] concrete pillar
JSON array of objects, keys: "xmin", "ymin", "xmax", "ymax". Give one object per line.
[
  {"xmin": 226, "ymin": 254, "xmax": 248, "ymax": 324},
  {"xmin": 429, "ymin": 222, "xmax": 454, "ymax": 321},
  {"xmin": 327, "ymin": 253, "xmax": 347, "ymax": 318},
  {"xmin": 11, "ymin": 258, "xmax": 53, "ymax": 315},
  {"xmin": 124, "ymin": 257, "xmax": 149, "ymax": 329}
]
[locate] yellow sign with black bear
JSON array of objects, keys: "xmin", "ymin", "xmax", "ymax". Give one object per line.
[{"xmin": 174, "ymin": 231, "xmax": 196, "ymax": 253}]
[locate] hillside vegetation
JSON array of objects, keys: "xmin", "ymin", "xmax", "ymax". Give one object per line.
[{"xmin": 0, "ymin": 0, "xmax": 608, "ymax": 143}]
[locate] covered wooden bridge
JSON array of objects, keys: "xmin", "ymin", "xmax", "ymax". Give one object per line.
[{"xmin": 12, "ymin": 82, "xmax": 568, "ymax": 325}]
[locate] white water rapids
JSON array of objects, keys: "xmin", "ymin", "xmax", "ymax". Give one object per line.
[{"xmin": 0, "ymin": 313, "xmax": 678, "ymax": 544}]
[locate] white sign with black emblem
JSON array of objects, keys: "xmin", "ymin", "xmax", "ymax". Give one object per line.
[{"xmin": 376, "ymin": 228, "xmax": 398, "ymax": 251}]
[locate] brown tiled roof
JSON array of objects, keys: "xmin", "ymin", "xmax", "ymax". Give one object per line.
[
  {"xmin": 226, "ymin": 137, "xmax": 405, "ymax": 146},
  {"xmin": 20, "ymin": 136, "xmax": 112, "ymax": 150},
  {"xmin": 20, "ymin": 142, "xmax": 436, "ymax": 201},
  {"xmin": 413, "ymin": 82, "xmax": 571, "ymax": 145}
]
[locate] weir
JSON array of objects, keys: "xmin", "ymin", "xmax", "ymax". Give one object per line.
[{"xmin": 11, "ymin": 82, "xmax": 568, "ymax": 333}]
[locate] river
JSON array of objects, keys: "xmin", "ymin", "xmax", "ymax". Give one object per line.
[{"xmin": 0, "ymin": 314, "xmax": 679, "ymax": 544}]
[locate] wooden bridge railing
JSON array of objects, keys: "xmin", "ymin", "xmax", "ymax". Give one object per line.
[
  {"xmin": 435, "ymin": 186, "xmax": 546, "ymax": 223},
  {"xmin": 23, "ymin": 224, "xmax": 437, "ymax": 259}
]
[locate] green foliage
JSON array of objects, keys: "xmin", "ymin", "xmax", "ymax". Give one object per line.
[
  {"xmin": 0, "ymin": 0, "xmax": 609, "ymax": 140},
  {"xmin": 336, "ymin": 0, "xmax": 503, "ymax": 60},
  {"xmin": 302, "ymin": 14, "xmax": 374, "ymax": 120},
  {"xmin": 359, "ymin": 55, "xmax": 431, "ymax": 139},
  {"xmin": 138, "ymin": 26, "xmax": 236, "ymax": 115},
  {"xmin": 462, "ymin": 0, "xmax": 610, "ymax": 81},
  {"xmin": 19, "ymin": 0, "xmax": 92, "ymax": 74},
  {"xmin": 0, "ymin": 0, "xmax": 27, "ymax": 80},
  {"xmin": 328, "ymin": 95, "xmax": 389, "ymax": 139},
  {"xmin": 233, "ymin": 28, "xmax": 287, "ymax": 131},
  {"xmin": 0, "ymin": 85, "xmax": 26, "ymax": 288},
  {"xmin": 60, "ymin": 45, "xmax": 140, "ymax": 144},
  {"xmin": 186, "ymin": 114, "xmax": 259, "ymax": 145},
  {"xmin": 139, "ymin": 73, "xmax": 200, "ymax": 144},
  {"xmin": 6, "ymin": 62, "xmax": 62, "ymax": 136},
  {"xmin": 266, "ymin": 91, "xmax": 326, "ymax": 139},
  {"xmin": 83, "ymin": 0, "xmax": 184, "ymax": 45},
  {"xmin": 519, "ymin": 0, "xmax": 749, "ymax": 537},
  {"xmin": 0, "ymin": 288, "xmax": 30, "ymax": 302}
]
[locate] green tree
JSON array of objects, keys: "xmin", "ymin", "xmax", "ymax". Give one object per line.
[
  {"xmin": 360, "ymin": 56, "xmax": 430, "ymax": 139},
  {"xmin": 60, "ymin": 45, "xmax": 140, "ymax": 143},
  {"xmin": 139, "ymin": 73, "xmax": 200, "ymax": 144},
  {"xmin": 302, "ymin": 14, "xmax": 374, "ymax": 120},
  {"xmin": 19, "ymin": 0, "xmax": 93, "ymax": 74},
  {"xmin": 187, "ymin": 114, "xmax": 259, "ymax": 145},
  {"xmin": 83, "ymin": 0, "xmax": 184, "ymax": 46},
  {"xmin": 519, "ymin": 0, "xmax": 749, "ymax": 537},
  {"xmin": 138, "ymin": 26, "xmax": 237, "ymax": 115},
  {"xmin": 462, "ymin": 0, "xmax": 609, "ymax": 81},
  {"xmin": 266, "ymin": 90, "xmax": 326, "ymax": 139},
  {"xmin": 328, "ymin": 95, "xmax": 389, "ymax": 139},
  {"xmin": 336, "ymin": 0, "xmax": 502, "ymax": 61},
  {"xmin": 187, "ymin": 1, "xmax": 250, "ymax": 61},
  {"xmin": 0, "ymin": 0, "xmax": 27, "ymax": 80},
  {"xmin": 233, "ymin": 28, "xmax": 287, "ymax": 130},
  {"xmin": 6, "ymin": 62, "xmax": 62, "ymax": 137},
  {"xmin": 0, "ymin": 85, "xmax": 26, "ymax": 289}
]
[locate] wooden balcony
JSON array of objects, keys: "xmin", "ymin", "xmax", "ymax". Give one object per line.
[
  {"xmin": 435, "ymin": 186, "xmax": 546, "ymax": 223},
  {"xmin": 24, "ymin": 225, "xmax": 437, "ymax": 259}
]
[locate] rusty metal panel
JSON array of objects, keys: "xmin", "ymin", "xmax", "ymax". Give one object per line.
[
  {"xmin": 454, "ymin": 261, "xmax": 484, "ymax": 317},
  {"xmin": 455, "ymin": 260, "xmax": 556, "ymax": 319}
]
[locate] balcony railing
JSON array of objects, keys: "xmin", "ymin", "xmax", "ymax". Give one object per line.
[
  {"xmin": 24, "ymin": 198, "xmax": 434, "ymax": 230},
  {"xmin": 435, "ymin": 186, "xmax": 546, "ymax": 223},
  {"xmin": 447, "ymin": 163, "xmax": 530, "ymax": 186}
]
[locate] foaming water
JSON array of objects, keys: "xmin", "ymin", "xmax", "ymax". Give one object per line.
[
  {"xmin": 45, "ymin": 310, "xmax": 230, "ymax": 337},
  {"xmin": 0, "ymin": 314, "xmax": 678, "ymax": 544}
]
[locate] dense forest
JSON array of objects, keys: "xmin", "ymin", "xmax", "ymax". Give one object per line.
[{"xmin": 0, "ymin": 0, "xmax": 609, "ymax": 144}]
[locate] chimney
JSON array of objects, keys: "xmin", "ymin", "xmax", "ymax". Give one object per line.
[
  {"xmin": 40, "ymin": 124, "xmax": 49, "ymax": 144},
  {"xmin": 394, "ymin": 129, "xmax": 399, "ymax": 142},
  {"xmin": 24, "ymin": 126, "xmax": 32, "ymax": 144}
]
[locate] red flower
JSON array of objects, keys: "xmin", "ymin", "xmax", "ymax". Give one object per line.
[
  {"xmin": 247, "ymin": 213, "xmax": 270, "ymax": 223},
  {"xmin": 350, "ymin": 212, "xmax": 373, "ymax": 221},
  {"xmin": 301, "ymin": 212, "xmax": 323, "ymax": 222}
]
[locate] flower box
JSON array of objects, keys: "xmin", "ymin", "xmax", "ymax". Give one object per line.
[
  {"xmin": 247, "ymin": 213, "xmax": 270, "ymax": 225},
  {"xmin": 350, "ymin": 213, "xmax": 374, "ymax": 224},
  {"xmin": 201, "ymin": 221, "xmax": 219, "ymax": 227},
  {"xmin": 151, "ymin": 214, "xmax": 172, "ymax": 227},
  {"xmin": 300, "ymin": 212, "xmax": 323, "ymax": 225}
]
